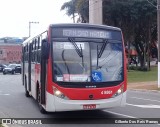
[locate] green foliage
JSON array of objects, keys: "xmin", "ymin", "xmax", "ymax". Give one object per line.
[
  {"xmin": 129, "ymin": 66, "xmax": 148, "ymax": 71},
  {"xmin": 76, "ymin": 0, "xmax": 89, "ymax": 22},
  {"xmin": 61, "ymin": 0, "xmax": 157, "ymax": 70},
  {"xmin": 129, "ymin": 66, "xmax": 138, "ymax": 70},
  {"xmin": 61, "ymin": 0, "xmax": 76, "ymax": 16},
  {"xmin": 128, "ymin": 66, "xmax": 157, "ymax": 82},
  {"xmin": 103, "ymin": 0, "xmax": 157, "ymax": 70},
  {"xmin": 61, "ymin": 0, "xmax": 89, "ymax": 23},
  {"xmin": 60, "ymin": 0, "xmax": 77, "ymax": 22}
]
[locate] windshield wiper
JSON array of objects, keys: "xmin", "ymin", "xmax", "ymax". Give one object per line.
[
  {"xmin": 68, "ymin": 37, "xmax": 84, "ymax": 68},
  {"xmin": 68, "ymin": 37, "xmax": 83, "ymax": 57},
  {"xmin": 98, "ymin": 39, "xmax": 109, "ymax": 58},
  {"xmin": 96, "ymin": 39, "xmax": 109, "ymax": 69}
]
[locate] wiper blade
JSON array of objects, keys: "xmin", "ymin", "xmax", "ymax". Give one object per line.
[
  {"xmin": 96, "ymin": 39, "xmax": 109, "ymax": 69},
  {"xmin": 68, "ymin": 37, "xmax": 83, "ymax": 57},
  {"xmin": 68, "ymin": 37, "xmax": 85, "ymax": 68},
  {"xmin": 98, "ymin": 39, "xmax": 109, "ymax": 58}
]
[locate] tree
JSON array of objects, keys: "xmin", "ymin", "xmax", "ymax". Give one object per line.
[
  {"xmin": 76, "ymin": 0, "xmax": 89, "ymax": 23},
  {"xmin": 61, "ymin": 0, "xmax": 89, "ymax": 23},
  {"xmin": 61, "ymin": 0, "xmax": 77, "ymax": 23},
  {"xmin": 61, "ymin": 0, "xmax": 157, "ymax": 70},
  {"xmin": 103, "ymin": 0, "xmax": 157, "ymax": 70}
]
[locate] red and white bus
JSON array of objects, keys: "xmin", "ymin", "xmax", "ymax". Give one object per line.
[{"xmin": 22, "ymin": 23, "xmax": 127, "ymax": 113}]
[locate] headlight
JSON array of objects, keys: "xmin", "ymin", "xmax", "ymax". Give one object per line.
[
  {"xmin": 112, "ymin": 85, "xmax": 124, "ymax": 98},
  {"xmin": 53, "ymin": 86, "xmax": 69, "ymax": 100}
]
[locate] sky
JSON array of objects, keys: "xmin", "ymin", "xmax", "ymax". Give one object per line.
[{"xmin": 0, "ymin": 0, "xmax": 73, "ymax": 38}]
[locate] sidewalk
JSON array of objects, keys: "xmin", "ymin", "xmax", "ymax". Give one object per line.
[{"xmin": 128, "ymin": 81, "xmax": 160, "ymax": 91}]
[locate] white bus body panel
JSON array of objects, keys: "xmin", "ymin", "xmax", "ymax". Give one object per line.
[{"xmin": 45, "ymin": 91, "xmax": 126, "ymax": 112}]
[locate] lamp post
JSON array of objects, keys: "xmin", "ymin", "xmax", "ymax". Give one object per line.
[{"xmin": 29, "ymin": 21, "xmax": 39, "ymax": 37}]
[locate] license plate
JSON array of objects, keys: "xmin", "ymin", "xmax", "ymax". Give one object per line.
[{"xmin": 83, "ymin": 104, "xmax": 96, "ymax": 110}]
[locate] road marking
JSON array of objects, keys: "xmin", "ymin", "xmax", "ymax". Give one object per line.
[
  {"xmin": 127, "ymin": 103, "xmax": 160, "ymax": 109},
  {"xmin": 130, "ymin": 97, "xmax": 160, "ymax": 103},
  {"xmin": 0, "ymin": 94, "xmax": 10, "ymax": 96},
  {"xmin": 106, "ymin": 110, "xmax": 160, "ymax": 126},
  {"xmin": 104, "ymin": 110, "xmax": 137, "ymax": 118},
  {"xmin": 0, "ymin": 91, "xmax": 10, "ymax": 95}
]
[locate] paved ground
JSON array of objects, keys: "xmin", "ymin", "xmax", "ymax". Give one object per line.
[
  {"xmin": 0, "ymin": 73, "xmax": 160, "ymax": 127},
  {"xmin": 128, "ymin": 81, "xmax": 160, "ymax": 91}
]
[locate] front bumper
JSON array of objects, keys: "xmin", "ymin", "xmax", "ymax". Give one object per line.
[{"xmin": 45, "ymin": 91, "xmax": 126, "ymax": 112}]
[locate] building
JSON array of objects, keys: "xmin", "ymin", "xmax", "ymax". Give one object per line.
[
  {"xmin": 0, "ymin": 44, "xmax": 22, "ymax": 64},
  {"xmin": 0, "ymin": 37, "xmax": 24, "ymax": 64}
]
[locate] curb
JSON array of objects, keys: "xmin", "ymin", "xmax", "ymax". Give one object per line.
[{"xmin": 129, "ymin": 89, "xmax": 160, "ymax": 93}]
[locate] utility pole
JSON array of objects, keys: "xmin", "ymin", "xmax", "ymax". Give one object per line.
[
  {"xmin": 29, "ymin": 21, "xmax": 39, "ymax": 37},
  {"xmin": 158, "ymin": 0, "xmax": 160, "ymax": 88},
  {"xmin": 89, "ymin": 0, "xmax": 102, "ymax": 24}
]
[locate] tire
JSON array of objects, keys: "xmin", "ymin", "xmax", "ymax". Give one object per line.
[
  {"xmin": 37, "ymin": 87, "xmax": 47, "ymax": 114},
  {"xmin": 3, "ymin": 72, "xmax": 6, "ymax": 75},
  {"xmin": 25, "ymin": 77, "xmax": 30, "ymax": 97},
  {"xmin": 39, "ymin": 104, "xmax": 47, "ymax": 114}
]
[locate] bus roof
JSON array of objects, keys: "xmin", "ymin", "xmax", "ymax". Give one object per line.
[
  {"xmin": 50, "ymin": 23, "xmax": 121, "ymax": 31},
  {"xmin": 23, "ymin": 23, "xmax": 121, "ymax": 46}
]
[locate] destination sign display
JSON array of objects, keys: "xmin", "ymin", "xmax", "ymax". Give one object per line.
[
  {"xmin": 63, "ymin": 29, "xmax": 110, "ymax": 38},
  {"xmin": 52, "ymin": 27, "xmax": 122, "ymax": 40}
]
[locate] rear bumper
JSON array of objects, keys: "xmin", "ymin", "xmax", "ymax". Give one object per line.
[{"xmin": 45, "ymin": 91, "xmax": 126, "ymax": 112}]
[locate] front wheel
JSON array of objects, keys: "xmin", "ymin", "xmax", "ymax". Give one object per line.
[{"xmin": 37, "ymin": 87, "xmax": 47, "ymax": 114}]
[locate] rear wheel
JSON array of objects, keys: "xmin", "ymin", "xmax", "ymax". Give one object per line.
[{"xmin": 25, "ymin": 77, "xmax": 30, "ymax": 97}]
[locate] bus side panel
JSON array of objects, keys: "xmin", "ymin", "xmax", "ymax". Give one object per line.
[
  {"xmin": 31, "ymin": 62, "xmax": 37, "ymax": 99},
  {"xmin": 121, "ymin": 31, "xmax": 127, "ymax": 92},
  {"xmin": 120, "ymin": 91, "xmax": 126, "ymax": 106},
  {"xmin": 28, "ymin": 44, "xmax": 32, "ymax": 92},
  {"xmin": 45, "ymin": 92, "xmax": 56, "ymax": 112},
  {"xmin": 24, "ymin": 62, "xmax": 29, "ymax": 90},
  {"xmin": 22, "ymin": 47, "xmax": 25, "ymax": 86},
  {"xmin": 40, "ymin": 39, "xmax": 48, "ymax": 104}
]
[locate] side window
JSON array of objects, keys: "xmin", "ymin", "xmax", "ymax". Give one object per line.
[
  {"xmin": 36, "ymin": 38, "xmax": 39, "ymax": 50},
  {"xmin": 42, "ymin": 32, "xmax": 48, "ymax": 41},
  {"xmin": 37, "ymin": 37, "xmax": 41, "ymax": 63},
  {"xmin": 24, "ymin": 46, "xmax": 26, "ymax": 61},
  {"xmin": 34, "ymin": 39, "xmax": 37, "ymax": 62},
  {"xmin": 35, "ymin": 39, "xmax": 37, "ymax": 50},
  {"xmin": 26, "ymin": 44, "xmax": 29, "ymax": 62},
  {"xmin": 38, "ymin": 37, "xmax": 40, "ymax": 49},
  {"xmin": 31, "ymin": 40, "xmax": 35, "ymax": 63}
]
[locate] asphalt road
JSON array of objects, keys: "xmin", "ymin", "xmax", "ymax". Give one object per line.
[{"xmin": 0, "ymin": 73, "xmax": 160, "ymax": 127}]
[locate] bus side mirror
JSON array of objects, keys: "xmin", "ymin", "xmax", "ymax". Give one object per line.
[{"xmin": 42, "ymin": 40, "xmax": 49, "ymax": 60}]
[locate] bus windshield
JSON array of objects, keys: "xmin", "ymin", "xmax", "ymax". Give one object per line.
[{"xmin": 52, "ymin": 38, "xmax": 123, "ymax": 83}]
